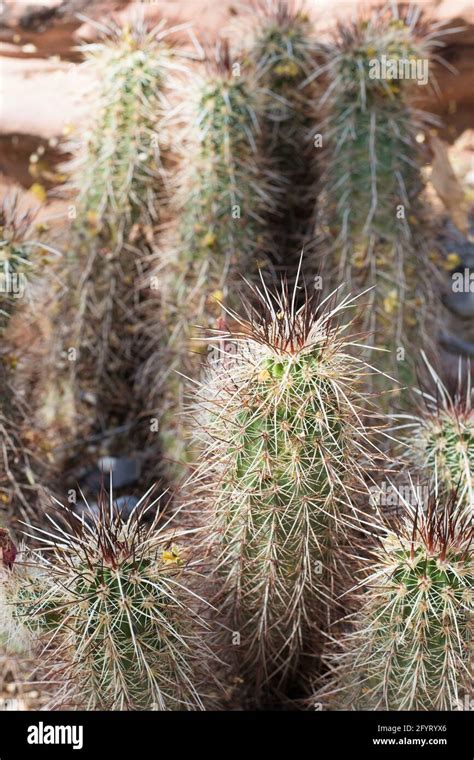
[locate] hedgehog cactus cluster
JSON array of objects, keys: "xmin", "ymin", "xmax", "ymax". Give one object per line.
[
  {"xmin": 193, "ymin": 279, "xmax": 377, "ymax": 700},
  {"xmin": 317, "ymin": 8, "xmax": 438, "ymax": 378},
  {"xmin": 0, "ymin": 6, "xmax": 471, "ymax": 717},
  {"xmin": 2, "ymin": 489, "xmax": 210, "ymax": 710},
  {"xmin": 323, "ymin": 495, "xmax": 473, "ymax": 711}
]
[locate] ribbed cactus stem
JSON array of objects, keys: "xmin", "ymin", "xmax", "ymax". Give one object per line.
[
  {"xmin": 140, "ymin": 45, "xmax": 279, "ymax": 485},
  {"xmin": 317, "ymin": 8, "xmax": 440, "ymax": 379},
  {"xmin": 71, "ymin": 19, "xmax": 173, "ymax": 243},
  {"xmin": 193, "ymin": 278, "xmax": 377, "ymax": 699},
  {"xmin": 324, "ymin": 494, "xmax": 473, "ymax": 710},
  {"xmin": 3, "ymin": 488, "xmax": 211, "ymax": 710},
  {"xmin": 172, "ymin": 49, "xmax": 275, "ymax": 323},
  {"xmin": 30, "ymin": 19, "xmax": 178, "ymax": 462}
]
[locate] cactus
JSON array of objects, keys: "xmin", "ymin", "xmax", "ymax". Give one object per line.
[
  {"xmin": 0, "ymin": 528, "xmax": 46, "ymax": 708},
  {"xmin": 245, "ymin": 0, "xmax": 317, "ymax": 262},
  {"xmin": 136, "ymin": 44, "xmax": 280, "ymax": 485},
  {"xmin": 321, "ymin": 491, "xmax": 473, "ymax": 710},
  {"xmin": 192, "ymin": 276, "xmax": 378, "ymax": 701},
  {"xmin": 316, "ymin": 8, "xmax": 440, "ymax": 383},
  {"xmin": 0, "ymin": 195, "xmax": 43, "ymax": 335},
  {"xmin": 66, "ymin": 17, "xmax": 176, "ymax": 398},
  {"xmin": 2, "ymin": 486, "xmax": 214, "ymax": 710},
  {"xmin": 0, "ymin": 195, "xmax": 56, "ymax": 523},
  {"xmin": 400, "ymin": 356, "xmax": 473, "ymax": 509},
  {"xmin": 23, "ymin": 18, "xmax": 179, "ymax": 473},
  {"xmin": 69, "ymin": 17, "xmax": 176, "ymax": 243}
]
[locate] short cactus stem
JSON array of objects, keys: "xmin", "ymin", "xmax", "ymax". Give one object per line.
[
  {"xmin": 315, "ymin": 8, "xmax": 441, "ymax": 380},
  {"xmin": 2, "ymin": 487, "xmax": 213, "ymax": 710},
  {"xmin": 400, "ymin": 356, "xmax": 474, "ymax": 510},
  {"xmin": 192, "ymin": 277, "xmax": 379, "ymax": 700},
  {"xmin": 320, "ymin": 492, "xmax": 473, "ymax": 710}
]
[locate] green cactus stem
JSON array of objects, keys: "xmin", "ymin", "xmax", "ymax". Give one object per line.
[
  {"xmin": 192, "ymin": 275, "xmax": 379, "ymax": 702},
  {"xmin": 399, "ymin": 356, "xmax": 473, "ymax": 509},
  {"xmin": 2, "ymin": 486, "xmax": 214, "ymax": 710},
  {"xmin": 25, "ymin": 19, "xmax": 180, "ymax": 474},
  {"xmin": 320, "ymin": 491, "xmax": 473, "ymax": 710},
  {"xmin": 316, "ymin": 8, "xmax": 442, "ymax": 385},
  {"xmin": 137, "ymin": 43, "xmax": 281, "ymax": 486}
]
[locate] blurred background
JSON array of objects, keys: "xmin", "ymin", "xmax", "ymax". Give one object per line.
[
  {"xmin": 0, "ymin": 1, "xmax": 473, "ymax": 200},
  {"xmin": 0, "ymin": 0, "xmax": 473, "ymax": 384}
]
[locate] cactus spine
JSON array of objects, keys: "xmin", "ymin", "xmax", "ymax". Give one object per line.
[
  {"xmin": 322, "ymin": 494, "xmax": 473, "ymax": 710},
  {"xmin": 193, "ymin": 278, "xmax": 377, "ymax": 700},
  {"xmin": 2, "ymin": 488, "xmax": 211, "ymax": 710},
  {"xmin": 317, "ymin": 8, "xmax": 439, "ymax": 382}
]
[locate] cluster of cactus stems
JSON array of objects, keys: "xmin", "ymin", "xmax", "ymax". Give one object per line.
[
  {"xmin": 1, "ymin": 7, "xmax": 472, "ymax": 715},
  {"xmin": 244, "ymin": 1, "xmax": 317, "ymax": 263},
  {"xmin": 137, "ymin": 43, "xmax": 283, "ymax": 484},
  {"xmin": 0, "ymin": 486, "xmax": 216, "ymax": 710},
  {"xmin": 316, "ymin": 7, "xmax": 440, "ymax": 383},
  {"xmin": 319, "ymin": 492, "xmax": 473, "ymax": 710},
  {"xmin": 191, "ymin": 275, "xmax": 380, "ymax": 701}
]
